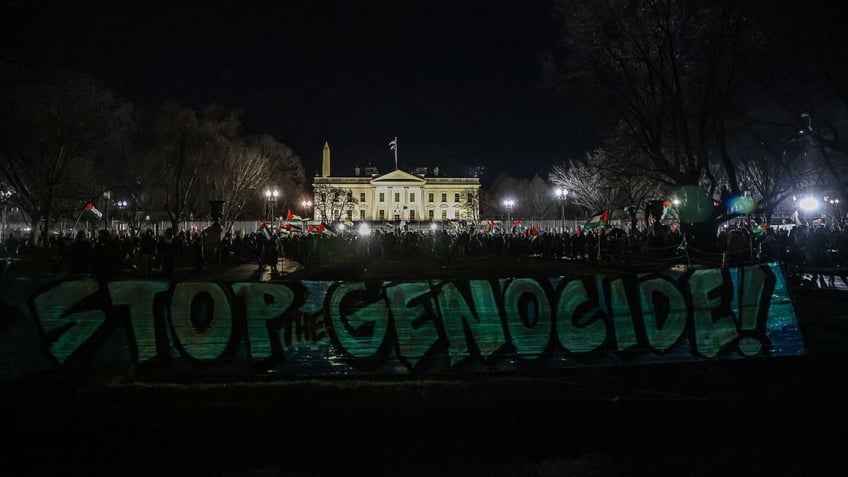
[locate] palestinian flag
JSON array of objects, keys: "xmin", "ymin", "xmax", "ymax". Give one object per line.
[
  {"xmin": 381, "ymin": 219, "xmax": 394, "ymax": 232},
  {"xmin": 584, "ymin": 210, "xmax": 610, "ymax": 230},
  {"xmin": 513, "ymin": 219, "xmax": 524, "ymax": 232},
  {"xmin": 307, "ymin": 224, "xmax": 316, "ymax": 234},
  {"xmin": 85, "ymin": 202, "xmax": 103, "ymax": 219},
  {"xmin": 487, "ymin": 220, "xmax": 502, "ymax": 234},
  {"xmin": 753, "ymin": 223, "xmax": 767, "ymax": 235},
  {"xmin": 317, "ymin": 222, "xmax": 335, "ymax": 236},
  {"xmin": 258, "ymin": 221, "xmax": 271, "ymax": 239},
  {"xmin": 286, "ymin": 209, "xmax": 302, "ymax": 223},
  {"xmin": 661, "ymin": 200, "xmax": 673, "ymax": 220},
  {"xmin": 447, "ymin": 219, "xmax": 457, "ymax": 229},
  {"xmin": 343, "ymin": 216, "xmax": 354, "ymax": 227}
]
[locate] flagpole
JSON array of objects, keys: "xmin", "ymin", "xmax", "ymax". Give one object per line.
[
  {"xmin": 394, "ymin": 136, "xmax": 398, "ymax": 170},
  {"xmin": 71, "ymin": 207, "xmax": 87, "ymax": 232}
]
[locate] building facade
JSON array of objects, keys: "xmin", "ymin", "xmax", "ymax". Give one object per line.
[{"xmin": 312, "ymin": 143, "xmax": 481, "ymax": 223}]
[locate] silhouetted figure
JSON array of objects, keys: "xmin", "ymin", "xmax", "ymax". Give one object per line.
[
  {"xmin": 66, "ymin": 230, "xmax": 93, "ymax": 275},
  {"xmin": 91, "ymin": 230, "xmax": 122, "ymax": 281},
  {"xmin": 158, "ymin": 227, "xmax": 177, "ymax": 279}
]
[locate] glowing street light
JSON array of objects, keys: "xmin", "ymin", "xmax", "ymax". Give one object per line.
[
  {"xmin": 116, "ymin": 199, "xmax": 128, "ymax": 233},
  {"xmin": 264, "ymin": 189, "xmax": 279, "ymax": 223},
  {"xmin": 798, "ymin": 196, "xmax": 820, "ymax": 214},
  {"xmin": 358, "ymin": 222, "xmax": 371, "ymax": 236},
  {"xmin": 301, "ymin": 199, "xmax": 313, "ymax": 219},
  {"xmin": 554, "ymin": 187, "xmax": 568, "ymax": 232},
  {"xmin": 0, "ymin": 186, "xmax": 13, "ymax": 241},
  {"xmin": 503, "ymin": 198, "xmax": 515, "ymax": 224}
]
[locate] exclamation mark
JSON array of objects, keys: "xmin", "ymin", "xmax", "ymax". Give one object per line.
[{"xmin": 738, "ymin": 265, "xmax": 766, "ymax": 356}]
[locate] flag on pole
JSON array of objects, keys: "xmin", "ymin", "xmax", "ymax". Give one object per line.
[
  {"xmin": 286, "ymin": 209, "xmax": 303, "ymax": 223},
  {"xmin": 381, "ymin": 219, "xmax": 394, "ymax": 232},
  {"xmin": 317, "ymin": 222, "xmax": 336, "ymax": 236},
  {"xmin": 584, "ymin": 210, "xmax": 610, "ymax": 230},
  {"xmin": 259, "ymin": 221, "xmax": 271, "ymax": 239},
  {"xmin": 389, "ymin": 137, "xmax": 397, "ymax": 150},
  {"xmin": 343, "ymin": 216, "xmax": 354, "ymax": 227},
  {"xmin": 661, "ymin": 200, "xmax": 673, "ymax": 220},
  {"xmin": 487, "ymin": 220, "xmax": 502, "ymax": 234},
  {"xmin": 85, "ymin": 202, "xmax": 103, "ymax": 219}
]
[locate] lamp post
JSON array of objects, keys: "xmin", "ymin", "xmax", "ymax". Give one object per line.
[
  {"xmin": 116, "ymin": 200, "xmax": 128, "ymax": 234},
  {"xmin": 503, "ymin": 198, "xmax": 515, "ymax": 226},
  {"xmin": 302, "ymin": 199, "xmax": 313, "ymax": 219},
  {"xmin": 264, "ymin": 189, "xmax": 279, "ymax": 225},
  {"xmin": 555, "ymin": 187, "xmax": 568, "ymax": 232},
  {"xmin": 103, "ymin": 190, "xmax": 111, "ymax": 232},
  {"xmin": 0, "ymin": 187, "xmax": 12, "ymax": 241}
]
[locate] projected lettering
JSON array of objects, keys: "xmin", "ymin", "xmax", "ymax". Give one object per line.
[{"xmin": 0, "ymin": 263, "xmax": 804, "ymax": 376}]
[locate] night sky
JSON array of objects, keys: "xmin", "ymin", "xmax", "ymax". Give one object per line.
[{"xmin": 3, "ymin": 1, "xmax": 597, "ymax": 182}]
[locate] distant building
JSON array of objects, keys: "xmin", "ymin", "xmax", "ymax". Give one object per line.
[{"xmin": 312, "ymin": 143, "xmax": 481, "ymax": 222}]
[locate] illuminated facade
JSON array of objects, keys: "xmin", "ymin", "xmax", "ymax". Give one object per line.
[{"xmin": 312, "ymin": 143, "xmax": 480, "ymax": 222}]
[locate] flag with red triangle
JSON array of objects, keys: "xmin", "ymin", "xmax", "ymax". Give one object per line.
[
  {"xmin": 584, "ymin": 210, "xmax": 610, "ymax": 230},
  {"xmin": 286, "ymin": 209, "xmax": 302, "ymax": 223},
  {"xmin": 85, "ymin": 202, "xmax": 103, "ymax": 219}
]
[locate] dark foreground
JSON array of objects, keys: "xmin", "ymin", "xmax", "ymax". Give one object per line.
[
  {"xmin": 3, "ymin": 355, "xmax": 847, "ymax": 476},
  {"xmin": 2, "ymin": 261, "xmax": 848, "ymax": 475}
]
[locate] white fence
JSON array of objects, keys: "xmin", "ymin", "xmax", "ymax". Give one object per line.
[{"xmin": 3, "ymin": 217, "xmax": 636, "ymax": 240}]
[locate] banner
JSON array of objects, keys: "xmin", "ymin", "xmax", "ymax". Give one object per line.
[{"xmin": 0, "ymin": 263, "xmax": 804, "ymax": 379}]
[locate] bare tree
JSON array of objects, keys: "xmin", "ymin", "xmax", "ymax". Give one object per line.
[
  {"xmin": 460, "ymin": 189, "xmax": 481, "ymax": 222},
  {"xmin": 147, "ymin": 103, "xmax": 240, "ymax": 231},
  {"xmin": 549, "ymin": 152, "xmax": 615, "ymax": 214},
  {"xmin": 200, "ymin": 136, "xmax": 274, "ymax": 226},
  {"xmin": 312, "ymin": 185, "xmax": 358, "ymax": 223},
  {"xmin": 522, "ymin": 175, "xmax": 557, "ymax": 219},
  {"xmin": 0, "ymin": 72, "xmax": 121, "ymax": 245},
  {"xmin": 548, "ymin": 0, "xmax": 760, "ymax": 246}
]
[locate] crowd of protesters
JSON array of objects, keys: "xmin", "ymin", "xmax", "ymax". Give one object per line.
[{"xmin": 1, "ymin": 220, "xmax": 847, "ymax": 283}]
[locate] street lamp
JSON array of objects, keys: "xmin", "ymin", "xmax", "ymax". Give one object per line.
[
  {"xmin": 554, "ymin": 187, "xmax": 568, "ymax": 232},
  {"xmin": 0, "ymin": 187, "xmax": 13, "ymax": 242},
  {"xmin": 798, "ymin": 196, "xmax": 820, "ymax": 214},
  {"xmin": 301, "ymin": 199, "xmax": 313, "ymax": 219},
  {"xmin": 264, "ymin": 189, "xmax": 279, "ymax": 224},
  {"xmin": 503, "ymin": 198, "xmax": 515, "ymax": 225},
  {"xmin": 116, "ymin": 200, "xmax": 128, "ymax": 234},
  {"xmin": 103, "ymin": 190, "xmax": 111, "ymax": 232}
]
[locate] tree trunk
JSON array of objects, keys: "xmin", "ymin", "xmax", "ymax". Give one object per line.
[{"xmin": 29, "ymin": 216, "xmax": 42, "ymax": 248}]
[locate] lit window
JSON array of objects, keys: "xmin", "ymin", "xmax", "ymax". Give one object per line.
[
  {"xmin": 410, "ymin": 193, "xmax": 415, "ymax": 202},
  {"xmin": 394, "ymin": 192, "xmax": 400, "ymax": 202}
]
